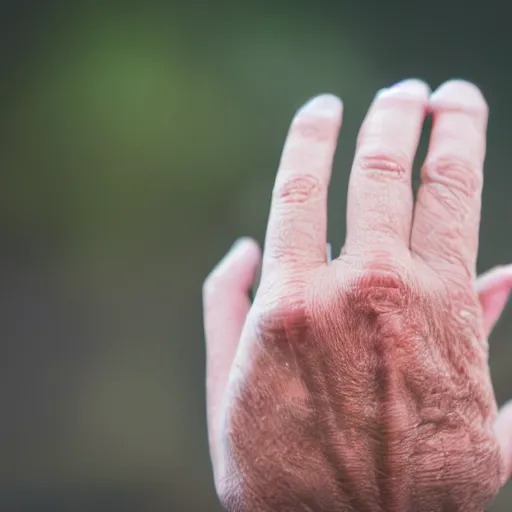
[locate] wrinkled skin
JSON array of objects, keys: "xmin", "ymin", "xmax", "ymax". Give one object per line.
[{"xmin": 203, "ymin": 79, "xmax": 512, "ymax": 511}]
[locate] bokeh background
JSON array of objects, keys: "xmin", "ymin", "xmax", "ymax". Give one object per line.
[{"xmin": 1, "ymin": 1, "xmax": 511, "ymax": 510}]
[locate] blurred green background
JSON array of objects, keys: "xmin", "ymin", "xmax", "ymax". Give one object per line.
[{"xmin": 1, "ymin": 1, "xmax": 511, "ymax": 510}]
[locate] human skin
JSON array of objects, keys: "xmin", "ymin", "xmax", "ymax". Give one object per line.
[{"xmin": 203, "ymin": 79, "xmax": 512, "ymax": 511}]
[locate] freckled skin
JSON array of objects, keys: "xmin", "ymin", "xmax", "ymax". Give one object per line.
[{"xmin": 203, "ymin": 80, "xmax": 512, "ymax": 511}]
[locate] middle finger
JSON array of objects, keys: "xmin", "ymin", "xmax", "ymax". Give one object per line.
[{"xmin": 343, "ymin": 79, "xmax": 430, "ymax": 255}]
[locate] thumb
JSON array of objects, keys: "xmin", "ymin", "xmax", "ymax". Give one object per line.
[
  {"xmin": 202, "ymin": 238, "xmax": 261, "ymax": 448},
  {"xmin": 476, "ymin": 264, "xmax": 512, "ymax": 337}
]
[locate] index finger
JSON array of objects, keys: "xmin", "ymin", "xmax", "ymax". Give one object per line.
[{"xmin": 262, "ymin": 94, "xmax": 343, "ymax": 275}]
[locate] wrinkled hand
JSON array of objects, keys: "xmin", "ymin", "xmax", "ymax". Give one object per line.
[{"xmin": 203, "ymin": 79, "xmax": 512, "ymax": 511}]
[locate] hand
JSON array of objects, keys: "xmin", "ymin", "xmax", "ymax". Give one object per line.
[{"xmin": 203, "ymin": 79, "xmax": 512, "ymax": 511}]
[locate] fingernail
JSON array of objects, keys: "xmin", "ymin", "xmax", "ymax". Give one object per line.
[
  {"xmin": 376, "ymin": 79, "xmax": 430, "ymax": 99},
  {"xmin": 297, "ymin": 94, "xmax": 343, "ymax": 117}
]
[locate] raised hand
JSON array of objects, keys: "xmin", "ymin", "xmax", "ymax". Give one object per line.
[{"xmin": 203, "ymin": 80, "xmax": 512, "ymax": 511}]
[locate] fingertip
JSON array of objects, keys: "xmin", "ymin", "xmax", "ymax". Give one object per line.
[
  {"xmin": 231, "ymin": 236, "xmax": 261, "ymax": 260},
  {"xmin": 204, "ymin": 238, "xmax": 261, "ymax": 297},
  {"xmin": 376, "ymin": 78, "xmax": 431, "ymax": 101},
  {"xmin": 476, "ymin": 264, "xmax": 512, "ymax": 336},
  {"xmin": 476, "ymin": 264, "xmax": 512, "ymax": 293},
  {"xmin": 230, "ymin": 237, "xmax": 261, "ymax": 277},
  {"xmin": 429, "ymin": 79, "xmax": 488, "ymax": 117},
  {"xmin": 296, "ymin": 94, "xmax": 343, "ymax": 119}
]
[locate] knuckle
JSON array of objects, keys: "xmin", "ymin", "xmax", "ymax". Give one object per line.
[
  {"xmin": 252, "ymin": 297, "xmax": 309, "ymax": 337},
  {"xmin": 422, "ymin": 155, "xmax": 482, "ymax": 200},
  {"xmin": 273, "ymin": 173, "xmax": 323, "ymax": 204},
  {"xmin": 357, "ymin": 266, "xmax": 406, "ymax": 291},
  {"xmin": 356, "ymin": 148, "xmax": 409, "ymax": 180},
  {"xmin": 346, "ymin": 266, "xmax": 409, "ymax": 315}
]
